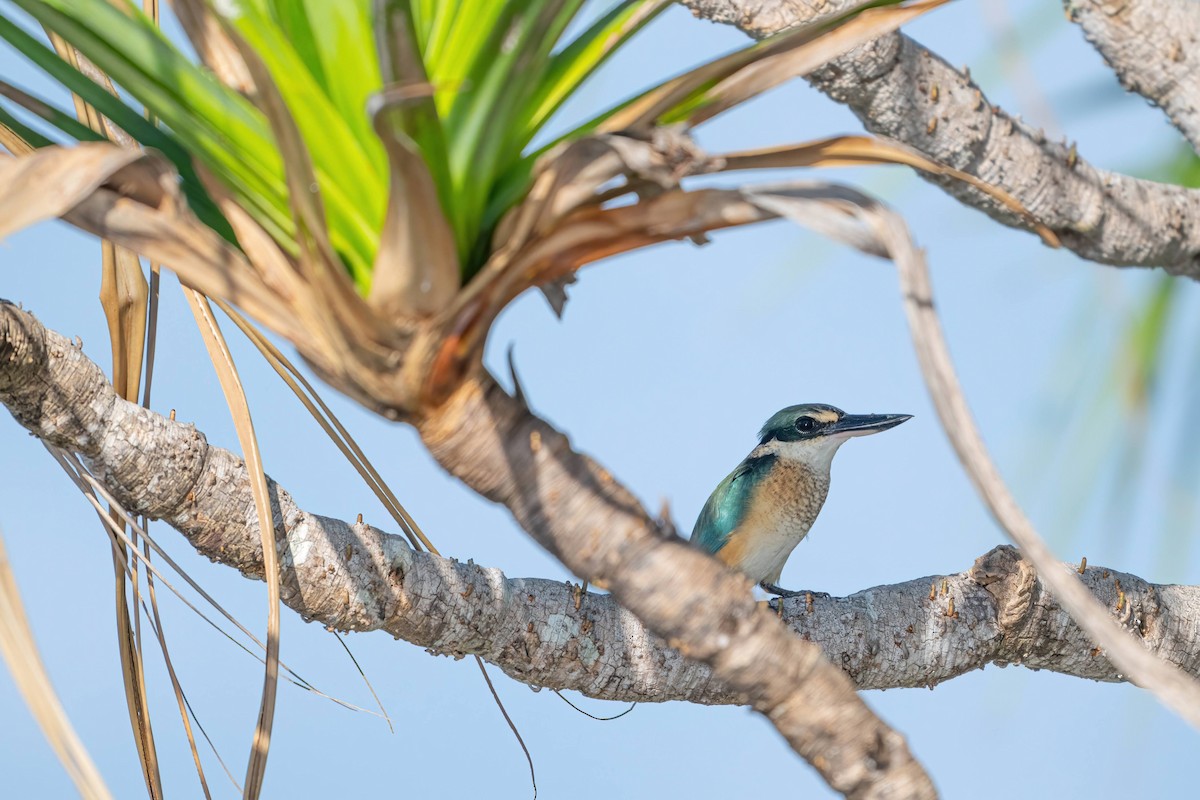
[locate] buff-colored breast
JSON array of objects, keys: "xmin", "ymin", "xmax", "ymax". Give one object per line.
[{"xmin": 718, "ymin": 459, "xmax": 830, "ymax": 585}]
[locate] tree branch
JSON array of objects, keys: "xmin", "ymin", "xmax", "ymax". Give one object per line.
[
  {"xmin": 2, "ymin": 300, "xmax": 1198, "ymax": 707},
  {"xmin": 0, "ymin": 299, "xmax": 934, "ymax": 799},
  {"xmin": 678, "ymin": 0, "xmax": 1200, "ymax": 278},
  {"xmin": 415, "ymin": 375, "xmax": 938, "ymax": 799},
  {"xmin": 1065, "ymin": 0, "xmax": 1200, "ymax": 152}
]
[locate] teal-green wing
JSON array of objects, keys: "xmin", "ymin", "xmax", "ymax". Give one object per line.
[{"xmin": 690, "ymin": 454, "xmax": 776, "ymax": 554}]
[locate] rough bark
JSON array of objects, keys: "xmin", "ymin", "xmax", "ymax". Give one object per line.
[
  {"xmin": 1065, "ymin": 0, "xmax": 1200, "ymax": 152},
  {"xmin": 0, "ymin": 300, "xmax": 934, "ymax": 800},
  {"xmin": 416, "ymin": 375, "xmax": 941, "ymax": 798},
  {"xmin": 678, "ymin": 0, "xmax": 1200, "ymax": 279},
  {"xmin": 4, "ymin": 301, "xmax": 1200, "ymax": 707}
]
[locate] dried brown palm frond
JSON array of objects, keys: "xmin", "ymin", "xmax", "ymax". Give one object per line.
[{"xmin": 0, "ymin": 0, "xmax": 1035, "ymax": 424}]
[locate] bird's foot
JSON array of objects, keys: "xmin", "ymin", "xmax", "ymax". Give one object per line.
[
  {"xmin": 759, "ymin": 581, "xmax": 830, "ymax": 600},
  {"xmin": 760, "ymin": 582, "xmax": 830, "ymax": 614}
]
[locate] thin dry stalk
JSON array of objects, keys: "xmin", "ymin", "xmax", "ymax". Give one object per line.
[
  {"xmin": 0, "ymin": 532, "xmax": 114, "ymax": 800},
  {"xmin": 879, "ymin": 210, "xmax": 1200, "ymax": 729},
  {"xmin": 181, "ymin": 291, "xmax": 282, "ymax": 799}
]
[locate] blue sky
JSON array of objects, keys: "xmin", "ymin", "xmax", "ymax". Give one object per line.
[{"xmin": 1, "ymin": 1, "xmax": 1198, "ymax": 798}]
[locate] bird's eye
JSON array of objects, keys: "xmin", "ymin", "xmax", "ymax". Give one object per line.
[{"xmin": 795, "ymin": 417, "xmax": 818, "ymax": 433}]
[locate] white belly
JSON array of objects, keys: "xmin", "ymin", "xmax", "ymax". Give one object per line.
[
  {"xmin": 736, "ymin": 516, "xmax": 812, "ymax": 585},
  {"xmin": 731, "ymin": 456, "xmax": 829, "ymax": 585}
]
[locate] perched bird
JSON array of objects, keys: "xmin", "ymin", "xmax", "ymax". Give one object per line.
[{"xmin": 690, "ymin": 404, "xmax": 910, "ymax": 596}]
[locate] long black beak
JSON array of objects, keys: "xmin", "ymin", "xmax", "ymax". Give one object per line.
[{"xmin": 830, "ymin": 413, "xmax": 912, "ymax": 437}]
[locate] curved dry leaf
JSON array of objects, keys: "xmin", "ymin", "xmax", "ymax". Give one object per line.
[
  {"xmin": 741, "ymin": 182, "xmax": 891, "ymax": 257},
  {"xmin": 595, "ymin": 0, "xmax": 869, "ymax": 133},
  {"xmin": 434, "ymin": 184, "xmax": 777, "ymax": 382},
  {"xmin": 182, "ymin": 291, "xmax": 280, "ymax": 800},
  {"xmin": 465, "ymin": 130, "xmax": 707, "ymax": 321},
  {"xmin": 490, "ymin": 137, "xmax": 631, "ymax": 259},
  {"xmin": 599, "ymin": 0, "xmax": 943, "ymax": 134},
  {"xmin": 191, "ymin": 166, "xmax": 373, "ymax": 389},
  {"xmin": 370, "ymin": 1, "xmax": 460, "ymax": 319},
  {"xmin": 879, "ymin": 209, "xmax": 1200, "ymax": 730},
  {"xmin": 516, "ymin": 186, "xmax": 774, "ymax": 282},
  {"xmin": 99, "ymin": 242, "xmax": 148, "ymax": 402},
  {"xmin": 688, "ymin": 0, "xmax": 951, "ymax": 126},
  {"xmin": 369, "ymin": 90, "xmax": 461, "ymax": 319},
  {"xmin": 53, "ymin": 160, "xmax": 303, "ymax": 344},
  {"xmin": 171, "ymin": 0, "xmax": 255, "ymax": 93},
  {"xmin": 0, "ymin": 142, "xmax": 299, "ymax": 346},
  {"xmin": 0, "ymin": 533, "xmax": 113, "ymax": 800},
  {"xmin": 718, "ymin": 135, "xmax": 1061, "ymax": 246},
  {"xmin": 0, "ymin": 143, "xmax": 144, "ymax": 240},
  {"xmin": 201, "ymin": 184, "xmax": 303, "ymax": 309}
]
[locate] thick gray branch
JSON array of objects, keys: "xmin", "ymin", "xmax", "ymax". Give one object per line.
[
  {"xmin": 0, "ymin": 300, "xmax": 934, "ymax": 799},
  {"xmin": 3, "ymin": 301, "xmax": 1200, "ymax": 703},
  {"xmin": 416, "ymin": 386, "xmax": 942, "ymax": 797},
  {"xmin": 1066, "ymin": 0, "xmax": 1200, "ymax": 151},
  {"xmin": 3, "ymin": 300, "xmax": 1200, "ymax": 707},
  {"xmin": 679, "ymin": 0, "xmax": 1200, "ymax": 278}
]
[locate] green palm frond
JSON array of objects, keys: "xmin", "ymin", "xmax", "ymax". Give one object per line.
[{"xmin": 0, "ymin": 0, "xmax": 928, "ymax": 287}]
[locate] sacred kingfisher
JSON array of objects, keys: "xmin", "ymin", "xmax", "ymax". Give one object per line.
[{"xmin": 690, "ymin": 404, "xmax": 910, "ymax": 596}]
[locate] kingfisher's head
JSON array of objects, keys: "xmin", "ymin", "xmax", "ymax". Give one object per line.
[{"xmin": 756, "ymin": 404, "xmax": 911, "ymax": 471}]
